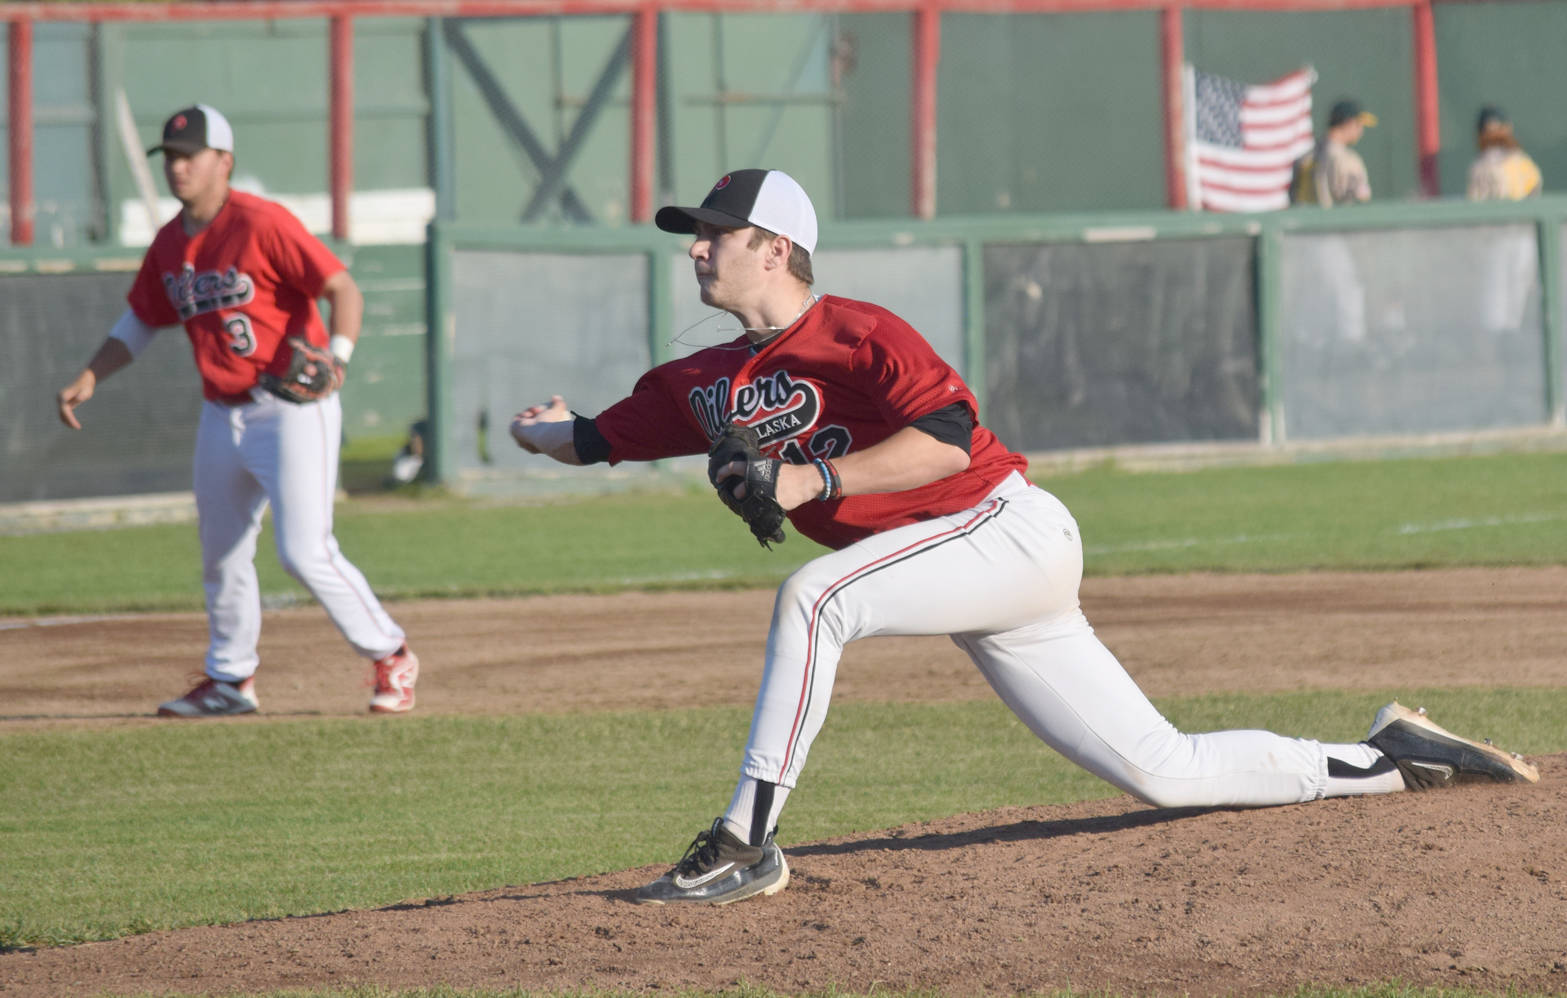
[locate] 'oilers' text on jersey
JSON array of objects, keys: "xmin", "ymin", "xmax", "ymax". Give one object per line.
[
  {"xmin": 163, "ymin": 265, "xmax": 256, "ymax": 321},
  {"xmin": 593, "ymin": 295, "xmax": 1027, "ymax": 549}
]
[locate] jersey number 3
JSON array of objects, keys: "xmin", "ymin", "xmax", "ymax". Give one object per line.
[{"xmin": 223, "ymin": 314, "xmax": 257, "ymax": 356}]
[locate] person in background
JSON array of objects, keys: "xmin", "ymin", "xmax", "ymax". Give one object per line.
[
  {"xmin": 1467, "ymin": 105, "xmax": 1542, "ymax": 201},
  {"xmin": 1291, "ymin": 98, "xmax": 1377, "ymax": 206},
  {"xmin": 1467, "ymin": 106, "xmax": 1544, "ymax": 334},
  {"xmin": 55, "ymin": 104, "xmax": 419, "ymax": 718}
]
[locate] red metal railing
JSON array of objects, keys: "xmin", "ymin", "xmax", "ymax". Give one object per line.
[
  {"xmin": 8, "ymin": 16, "xmax": 32, "ymax": 245},
  {"xmin": 329, "ymin": 15, "xmax": 354, "ymax": 242},
  {"xmin": 1159, "ymin": 6, "xmax": 1184, "ymax": 210},
  {"xmin": 3, "ymin": 0, "xmax": 1440, "ymax": 246}
]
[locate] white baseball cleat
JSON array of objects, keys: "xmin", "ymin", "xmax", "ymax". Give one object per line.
[
  {"xmin": 1366, "ymin": 701, "xmax": 1539, "ymax": 790},
  {"xmin": 369, "ymin": 644, "xmax": 419, "ymax": 713},
  {"xmin": 157, "ymin": 676, "xmax": 259, "ymax": 717}
]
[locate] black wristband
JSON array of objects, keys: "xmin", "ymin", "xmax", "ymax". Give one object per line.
[{"xmin": 571, "ymin": 416, "xmax": 613, "ymax": 465}]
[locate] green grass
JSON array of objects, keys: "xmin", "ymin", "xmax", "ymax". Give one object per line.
[
  {"xmin": 5, "ymin": 449, "xmax": 1567, "ymax": 998},
  {"xmin": 4, "ymin": 450, "xmax": 1567, "ymax": 616},
  {"xmin": 0, "ymin": 484, "xmax": 826, "ymax": 616},
  {"xmin": 1043, "ymin": 449, "xmax": 1567, "ymax": 574},
  {"xmin": 3, "ymin": 688, "xmax": 1563, "ymax": 950}
]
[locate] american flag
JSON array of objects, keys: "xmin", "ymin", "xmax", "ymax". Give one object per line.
[{"xmin": 1184, "ymin": 65, "xmax": 1316, "ymax": 213}]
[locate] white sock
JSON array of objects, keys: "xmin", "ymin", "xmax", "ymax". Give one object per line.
[
  {"xmin": 1322, "ymin": 741, "xmax": 1406, "ymax": 797},
  {"xmin": 723, "ymin": 776, "xmax": 791, "ymax": 845}
]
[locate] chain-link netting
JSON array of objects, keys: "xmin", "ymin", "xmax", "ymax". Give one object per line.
[
  {"xmin": 983, "ymin": 237, "xmax": 1260, "ymax": 452},
  {"xmin": 1278, "ymin": 224, "xmax": 1546, "ymax": 439}
]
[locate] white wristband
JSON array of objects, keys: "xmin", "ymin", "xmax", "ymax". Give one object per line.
[
  {"xmin": 108, "ymin": 309, "xmax": 157, "ymax": 358},
  {"xmin": 329, "ymin": 335, "xmax": 355, "ymax": 365}
]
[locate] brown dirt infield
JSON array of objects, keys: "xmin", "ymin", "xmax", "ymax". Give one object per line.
[{"xmin": 2, "ymin": 567, "xmax": 1566, "ymax": 997}]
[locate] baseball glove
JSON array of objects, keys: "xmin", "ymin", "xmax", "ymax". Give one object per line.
[
  {"xmin": 257, "ymin": 336, "xmax": 345, "ymax": 404},
  {"xmin": 708, "ymin": 421, "xmax": 787, "ymax": 549}
]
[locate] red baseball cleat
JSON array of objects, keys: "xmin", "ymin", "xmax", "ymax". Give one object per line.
[{"xmin": 369, "ymin": 644, "xmax": 419, "ymax": 713}]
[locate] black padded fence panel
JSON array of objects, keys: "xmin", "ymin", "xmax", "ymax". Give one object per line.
[
  {"xmin": 0, "ymin": 271, "xmax": 200, "ymax": 503},
  {"xmin": 981, "ymin": 236, "xmax": 1260, "ymax": 452}
]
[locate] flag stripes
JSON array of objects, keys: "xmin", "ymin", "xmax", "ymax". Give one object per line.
[{"xmin": 1185, "ymin": 65, "xmax": 1316, "ymax": 213}]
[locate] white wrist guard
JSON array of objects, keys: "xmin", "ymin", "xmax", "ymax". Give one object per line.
[
  {"xmin": 329, "ymin": 334, "xmax": 355, "ymax": 365},
  {"xmin": 108, "ymin": 309, "xmax": 157, "ymax": 358}
]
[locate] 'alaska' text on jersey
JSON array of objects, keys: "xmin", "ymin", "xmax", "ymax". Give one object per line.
[{"xmin": 691, "ymin": 370, "xmax": 821, "ymax": 450}]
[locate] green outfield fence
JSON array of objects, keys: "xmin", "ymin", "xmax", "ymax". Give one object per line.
[
  {"xmin": 423, "ymin": 195, "xmax": 1567, "ymax": 493},
  {"xmin": 0, "ymin": 241, "xmax": 425, "ymax": 505},
  {"xmin": 5, "ymin": 195, "xmax": 1567, "ymax": 507}
]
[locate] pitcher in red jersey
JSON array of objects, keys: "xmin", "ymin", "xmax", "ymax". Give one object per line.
[{"xmin": 510, "ymin": 169, "xmax": 1538, "ymax": 906}]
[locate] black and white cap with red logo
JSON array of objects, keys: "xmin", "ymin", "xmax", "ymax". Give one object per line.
[
  {"xmin": 148, "ymin": 104, "xmax": 235, "ymax": 157},
  {"xmin": 655, "ymin": 169, "xmax": 818, "ymax": 255}
]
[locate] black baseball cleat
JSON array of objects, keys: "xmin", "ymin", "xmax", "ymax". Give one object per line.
[
  {"xmin": 634, "ymin": 817, "xmax": 790, "ymax": 905},
  {"xmin": 1367, "ymin": 701, "xmax": 1539, "ymax": 791}
]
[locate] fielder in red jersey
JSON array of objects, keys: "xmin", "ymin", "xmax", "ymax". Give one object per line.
[
  {"xmin": 509, "ymin": 168, "xmax": 1539, "ymax": 906},
  {"xmin": 127, "ymin": 189, "xmax": 346, "ymax": 403},
  {"xmin": 56, "ymin": 104, "xmax": 418, "ymax": 718}
]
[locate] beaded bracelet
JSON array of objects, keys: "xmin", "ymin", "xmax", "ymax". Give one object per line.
[
  {"xmin": 813, "ymin": 459, "xmax": 834, "ymax": 501},
  {"xmin": 813, "ymin": 458, "xmax": 843, "ymax": 502}
]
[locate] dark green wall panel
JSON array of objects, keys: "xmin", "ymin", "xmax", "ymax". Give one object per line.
[
  {"xmin": 340, "ymin": 243, "xmax": 428, "ymax": 442},
  {"xmin": 938, "ymin": 12, "xmax": 1165, "ymax": 213},
  {"xmin": 1434, "ymin": 1, "xmax": 1567, "ymax": 199},
  {"xmin": 446, "ymin": 17, "xmax": 625, "ymax": 224},
  {"xmin": 660, "ymin": 13, "xmax": 838, "ymax": 221},
  {"xmin": 836, "ymin": 13, "xmax": 913, "ymax": 220},
  {"xmin": 108, "ymin": 17, "xmax": 428, "ymax": 238},
  {"xmin": 14, "ymin": 4, "xmax": 1567, "ymax": 246}
]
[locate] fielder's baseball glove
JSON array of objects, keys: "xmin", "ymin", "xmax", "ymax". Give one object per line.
[
  {"xmin": 257, "ymin": 336, "xmax": 345, "ymax": 404},
  {"xmin": 708, "ymin": 421, "xmax": 787, "ymax": 549}
]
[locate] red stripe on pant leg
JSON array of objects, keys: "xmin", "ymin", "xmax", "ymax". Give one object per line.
[
  {"xmin": 775, "ymin": 500, "xmax": 1006, "ymax": 781},
  {"xmin": 307, "ymin": 400, "xmax": 396, "ymax": 645}
]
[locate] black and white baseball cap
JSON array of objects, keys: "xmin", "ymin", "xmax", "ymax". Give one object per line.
[
  {"xmin": 148, "ymin": 104, "xmax": 235, "ymax": 157},
  {"xmin": 655, "ymin": 169, "xmax": 818, "ymax": 254}
]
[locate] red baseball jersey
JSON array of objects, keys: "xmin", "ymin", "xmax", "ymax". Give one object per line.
[
  {"xmin": 126, "ymin": 190, "xmax": 345, "ymax": 402},
  {"xmin": 594, "ymin": 295, "xmax": 1029, "ymax": 550}
]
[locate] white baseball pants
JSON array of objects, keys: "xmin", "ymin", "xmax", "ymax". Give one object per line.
[
  {"xmin": 739, "ymin": 472, "xmax": 1341, "ymax": 811},
  {"xmin": 195, "ymin": 391, "xmax": 405, "ymax": 681}
]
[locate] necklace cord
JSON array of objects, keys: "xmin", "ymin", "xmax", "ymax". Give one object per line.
[{"xmin": 667, "ymin": 293, "xmax": 820, "ymax": 351}]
